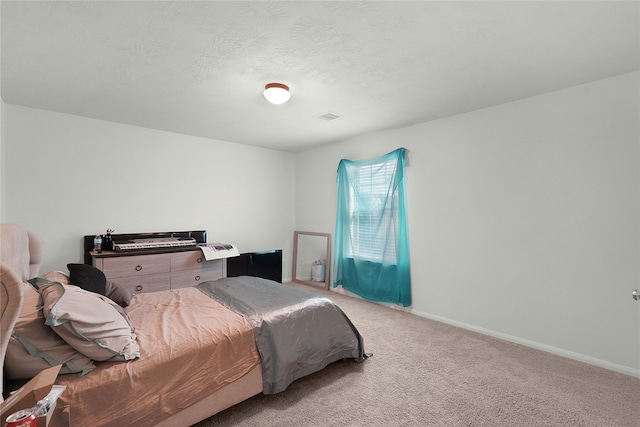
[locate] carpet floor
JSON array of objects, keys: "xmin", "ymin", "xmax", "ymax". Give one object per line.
[{"xmin": 193, "ymin": 283, "xmax": 640, "ymax": 427}]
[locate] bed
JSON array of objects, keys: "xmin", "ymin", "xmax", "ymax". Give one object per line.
[{"xmin": 0, "ymin": 224, "xmax": 367, "ymax": 426}]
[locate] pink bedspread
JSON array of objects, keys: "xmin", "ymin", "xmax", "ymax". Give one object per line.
[{"xmin": 54, "ymin": 287, "xmax": 260, "ymax": 426}]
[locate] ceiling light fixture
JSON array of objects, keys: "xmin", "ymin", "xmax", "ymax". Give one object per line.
[{"xmin": 263, "ymin": 83, "xmax": 290, "ymax": 105}]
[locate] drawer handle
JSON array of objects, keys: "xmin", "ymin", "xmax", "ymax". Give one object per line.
[
  {"xmin": 136, "ymin": 285, "xmax": 144, "ymax": 292},
  {"xmin": 195, "ymin": 275, "xmax": 201, "ymax": 281},
  {"xmin": 135, "ymin": 265, "xmax": 142, "ymax": 271},
  {"xmin": 197, "ymin": 257, "xmax": 203, "ymax": 263}
]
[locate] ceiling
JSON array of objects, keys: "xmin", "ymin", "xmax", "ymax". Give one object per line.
[{"xmin": 2, "ymin": 1, "xmax": 638, "ymax": 153}]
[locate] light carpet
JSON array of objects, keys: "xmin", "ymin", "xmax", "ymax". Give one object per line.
[{"xmin": 194, "ymin": 283, "xmax": 640, "ymax": 427}]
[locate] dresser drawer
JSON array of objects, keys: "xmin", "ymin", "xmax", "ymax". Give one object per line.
[
  {"xmin": 93, "ymin": 249, "xmax": 226, "ymax": 294},
  {"xmin": 111, "ymin": 273, "xmax": 170, "ymax": 294},
  {"xmin": 170, "ymin": 265, "xmax": 224, "ymax": 289},
  {"xmin": 102, "ymin": 254, "xmax": 170, "ymax": 278},
  {"xmin": 170, "ymin": 251, "xmax": 207, "ymax": 271}
]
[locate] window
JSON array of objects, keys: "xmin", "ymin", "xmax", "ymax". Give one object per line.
[
  {"xmin": 348, "ymin": 158, "xmax": 398, "ymax": 263},
  {"xmin": 334, "ymin": 148, "xmax": 411, "ymax": 307}
]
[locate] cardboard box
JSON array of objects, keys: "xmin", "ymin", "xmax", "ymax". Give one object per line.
[{"xmin": 0, "ymin": 365, "xmax": 62, "ymax": 426}]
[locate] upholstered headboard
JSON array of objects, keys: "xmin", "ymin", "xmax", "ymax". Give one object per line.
[
  {"xmin": 0, "ymin": 224, "xmax": 45, "ymax": 402},
  {"xmin": 1, "ymin": 224, "xmax": 45, "ymax": 282}
]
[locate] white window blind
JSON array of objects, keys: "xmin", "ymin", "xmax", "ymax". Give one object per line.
[{"xmin": 348, "ymin": 158, "xmax": 398, "ymax": 263}]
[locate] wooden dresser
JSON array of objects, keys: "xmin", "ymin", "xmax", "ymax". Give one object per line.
[{"xmin": 91, "ymin": 248, "xmax": 225, "ymax": 294}]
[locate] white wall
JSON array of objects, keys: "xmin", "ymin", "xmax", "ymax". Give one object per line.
[
  {"xmin": 3, "ymin": 72, "xmax": 638, "ymax": 376},
  {"xmin": 3, "ymin": 105, "xmax": 296, "ymax": 277},
  {"xmin": 295, "ymin": 71, "xmax": 640, "ymax": 376}
]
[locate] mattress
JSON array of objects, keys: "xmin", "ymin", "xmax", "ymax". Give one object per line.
[
  {"xmin": 54, "ymin": 286, "xmax": 260, "ymax": 426},
  {"xmin": 198, "ymin": 276, "xmax": 366, "ymax": 394}
]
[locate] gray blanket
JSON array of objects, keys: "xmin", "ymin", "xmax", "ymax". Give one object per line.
[{"xmin": 197, "ymin": 276, "xmax": 366, "ymax": 394}]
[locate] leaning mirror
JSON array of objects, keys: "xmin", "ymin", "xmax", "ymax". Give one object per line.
[{"xmin": 292, "ymin": 231, "xmax": 331, "ymax": 290}]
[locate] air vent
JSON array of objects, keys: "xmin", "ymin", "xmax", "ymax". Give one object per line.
[{"xmin": 317, "ymin": 112, "xmax": 341, "ymax": 121}]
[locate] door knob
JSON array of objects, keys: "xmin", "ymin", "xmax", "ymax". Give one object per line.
[{"xmin": 633, "ymin": 289, "xmax": 639, "ymax": 301}]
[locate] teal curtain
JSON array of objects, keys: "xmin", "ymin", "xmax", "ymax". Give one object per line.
[{"xmin": 333, "ymin": 148, "xmax": 411, "ymax": 307}]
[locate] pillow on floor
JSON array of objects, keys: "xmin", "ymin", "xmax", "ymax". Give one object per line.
[
  {"xmin": 4, "ymin": 281, "xmax": 95, "ymax": 379},
  {"xmin": 31, "ymin": 277, "xmax": 140, "ymax": 362}
]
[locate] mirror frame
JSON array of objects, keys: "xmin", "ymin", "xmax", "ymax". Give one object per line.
[{"xmin": 292, "ymin": 231, "xmax": 332, "ymax": 290}]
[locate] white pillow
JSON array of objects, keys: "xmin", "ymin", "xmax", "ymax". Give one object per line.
[
  {"xmin": 5, "ymin": 281, "xmax": 95, "ymax": 379},
  {"xmin": 32, "ymin": 278, "xmax": 140, "ymax": 362}
]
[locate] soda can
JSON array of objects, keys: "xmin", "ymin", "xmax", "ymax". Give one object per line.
[{"xmin": 4, "ymin": 408, "xmax": 36, "ymax": 427}]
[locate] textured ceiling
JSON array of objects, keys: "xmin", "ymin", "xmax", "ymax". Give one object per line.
[{"xmin": 2, "ymin": 1, "xmax": 638, "ymax": 153}]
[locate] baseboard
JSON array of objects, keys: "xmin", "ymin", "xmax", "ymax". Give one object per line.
[{"xmin": 411, "ymin": 309, "xmax": 640, "ymax": 379}]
